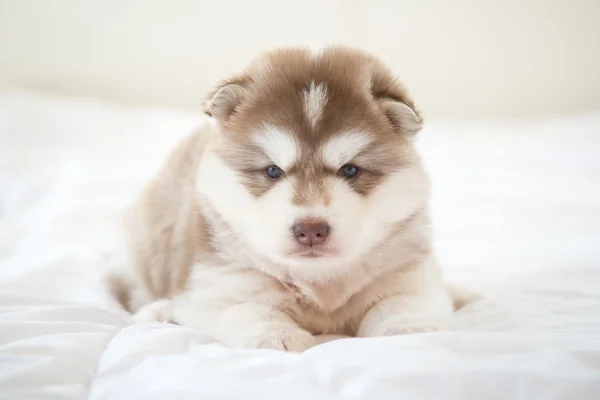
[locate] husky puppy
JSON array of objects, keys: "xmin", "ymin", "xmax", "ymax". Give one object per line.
[{"xmin": 108, "ymin": 46, "xmax": 476, "ymax": 351}]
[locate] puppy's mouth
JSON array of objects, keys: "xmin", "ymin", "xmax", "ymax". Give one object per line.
[
  {"xmin": 289, "ymin": 245, "xmax": 337, "ymax": 259},
  {"xmin": 297, "ymin": 250, "xmax": 326, "ymax": 258}
]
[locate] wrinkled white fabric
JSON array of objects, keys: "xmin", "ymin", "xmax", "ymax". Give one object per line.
[{"xmin": 0, "ymin": 91, "xmax": 599, "ymax": 399}]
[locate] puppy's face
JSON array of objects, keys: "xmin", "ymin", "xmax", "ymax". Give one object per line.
[{"xmin": 197, "ymin": 47, "xmax": 428, "ymax": 280}]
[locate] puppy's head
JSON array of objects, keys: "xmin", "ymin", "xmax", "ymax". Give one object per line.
[{"xmin": 198, "ymin": 46, "xmax": 428, "ymax": 280}]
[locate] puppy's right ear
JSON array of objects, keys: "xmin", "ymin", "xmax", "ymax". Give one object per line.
[{"xmin": 204, "ymin": 80, "xmax": 248, "ymax": 123}]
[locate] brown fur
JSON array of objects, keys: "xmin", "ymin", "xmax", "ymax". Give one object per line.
[
  {"xmin": 208, "ymin": 46, "xmax": 421, "ymax": 202},
  {"xmin": 109, "ymin": 45, "xmax": 477, "ymax": 351},
  {"xmin": 116, "ymin": 128, "xmax": 216, "ymax": 306}
]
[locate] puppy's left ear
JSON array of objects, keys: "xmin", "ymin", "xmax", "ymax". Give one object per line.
[
  {"xmin": 203, "ymin": 75, "xmax": 250, "ymax": 125},
  {"xmin": 377, "ymin": 98, "xmax": 423, "ymax": 139}
]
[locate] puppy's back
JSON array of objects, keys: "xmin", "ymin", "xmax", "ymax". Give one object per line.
[{"xmin": 110, "ymin": 123, "xmax": 216, "ymax": 311}]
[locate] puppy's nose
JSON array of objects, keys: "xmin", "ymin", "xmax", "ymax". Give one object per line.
[{"xmin": 293, "ymin": 220, "xmax": 330, "ymax": 246}]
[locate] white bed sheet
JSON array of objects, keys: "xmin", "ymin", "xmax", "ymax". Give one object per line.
[{"xmin": 0, "ymin": 91, "xmax": 599, "ymax": 399}]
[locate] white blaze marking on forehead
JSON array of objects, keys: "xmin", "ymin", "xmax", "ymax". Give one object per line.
[
  {"xmin": 322, "ymin": 132, "xmax": 373, "ymax": 168},
  {"xmin": 253, "ymin": 125, "xmax": 299, "ymax": 169},
  {"xmin": 303, "ymin": 81, "xmax": 328, "ymax": 129}
]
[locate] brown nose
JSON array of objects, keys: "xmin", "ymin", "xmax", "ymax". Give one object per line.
[{"xmin": 293, "ymin": 220, "xmax": 330, "ymax": 246}]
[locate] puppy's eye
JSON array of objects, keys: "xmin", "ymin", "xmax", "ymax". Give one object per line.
[
  {"xmin": 265, "ymin": 165, "xmax": 284, "ymax": 180},
  {"xmin": 339, "ymin": 164, "xmax": 359, "ymax": 179}
]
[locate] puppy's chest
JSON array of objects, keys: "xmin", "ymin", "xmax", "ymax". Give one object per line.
[
  {"xmin": 284, "ymin": 281, "xmax": 340, "ymax": 311},
  {"xmin": 281, "ymin": 279, "xmax": 370, "ymax": 335}
]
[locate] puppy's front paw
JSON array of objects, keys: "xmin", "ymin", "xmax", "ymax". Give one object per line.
[
  {"xmin": 224, "ymin": 324, "xmax": 316, "ymax": 352},
  {"xmin": 357, "ymin": 292, "xmax": 454, "ymax": 337},
  {"xmin": 133, "ymin": 299, "xmax": 173, "ymax": 324}
]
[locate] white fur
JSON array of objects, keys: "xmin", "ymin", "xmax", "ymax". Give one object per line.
[
  {"xmin": 170, "ymin": 265, "xmax": 317, "ymax": 351},
  {"xmin": 196, "ymin": 137, "xmax": 429, "ymax": 283},
  {"xmin": 134, "ymin": 299, "xmax": 173, "ymax": 323},
  {"xmin": 119, "ymin": 46, "xmax": 473, "ymax": 352},
  {"xmin": 357, "ymin": 287, "xmax": 453, "ymax": 336},
  {"xmin": 197, "ymin": 146, "xmax": 304, "ymax": 269},
  {"xmin": 322, "ymin": 132, "xmax": 372, "ymax": 168},
  {"xmin": 130, "ymin": 126, "xmax": 455, "ymax": 352},
  {"xmin": 254, "ymin": 125, "xmax": 298, "ymax": 169},
  {"xmin": 303, "ymin": 81, "xmax": 327, "ymax": 129}
]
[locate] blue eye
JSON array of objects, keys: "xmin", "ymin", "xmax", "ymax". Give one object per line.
[
  {"xmin": 265, "ymin": 165, "xmax": 284, "ymax": 180},
  {"xmin": 339, "ymin": 164, "xmax": 359, "ymax": 179}
]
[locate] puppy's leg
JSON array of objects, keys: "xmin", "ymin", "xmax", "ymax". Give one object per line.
[
  {"xmin": 218, "ymin": 303, "xmax": 315, "ymax": 352},
  {"xmin": 444, "ymin": 281, "xmax": 483, "ymax": 310},
  {"xmin": 172, "ymin": 301, "xmax": 315, "ymax": 352},
  {"xmin": 164, "ymin": 265, "xmax": 316, "ymax": 352},
  {"xmin": 133, "ymin": 299, "xmax": 174, "ymax": 323},
  {"xmin": 357, "ymin": 284, "xmax": 453, "ymax": 337}
]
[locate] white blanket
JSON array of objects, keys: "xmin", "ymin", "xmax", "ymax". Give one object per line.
[{"xmin": 1, "ymin": 91, "xmax": 599, "ymax": 399}]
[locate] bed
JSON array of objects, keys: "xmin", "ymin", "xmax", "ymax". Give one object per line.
[{"xmin": 1, "ymin": 90, "xmax": 599, "ymax": 399}]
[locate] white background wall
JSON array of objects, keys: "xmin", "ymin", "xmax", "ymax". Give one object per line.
[{"xmin": 1, "ymin": 0, "xmax": 599, "ymax": 121}]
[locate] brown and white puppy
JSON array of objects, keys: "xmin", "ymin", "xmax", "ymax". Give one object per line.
[{"xmin": 109, "ymin": 45, "xmax": 476, "ymax": 351}]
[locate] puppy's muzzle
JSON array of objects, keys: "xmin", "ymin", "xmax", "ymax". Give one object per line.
[{"xmin": 292, "ymin": 219, "xmax": 330, "ymax": 246}]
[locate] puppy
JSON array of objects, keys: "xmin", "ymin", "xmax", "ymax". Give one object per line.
[{"xmin": 108, "ymin": 45, "xmax": 476, "ymax": 351}]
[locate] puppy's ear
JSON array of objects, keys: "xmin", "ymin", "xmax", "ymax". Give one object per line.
[
  {"xmin": 377, "ymin": 98, "xmax": 423, "ymax": 139},
  {"xmin": 204, "ymin": 78, "xmax": 249, "ymax": 123},
  {"xmin": 371, "ymin": 67, "xmax": 423, "ymax": 139}
]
